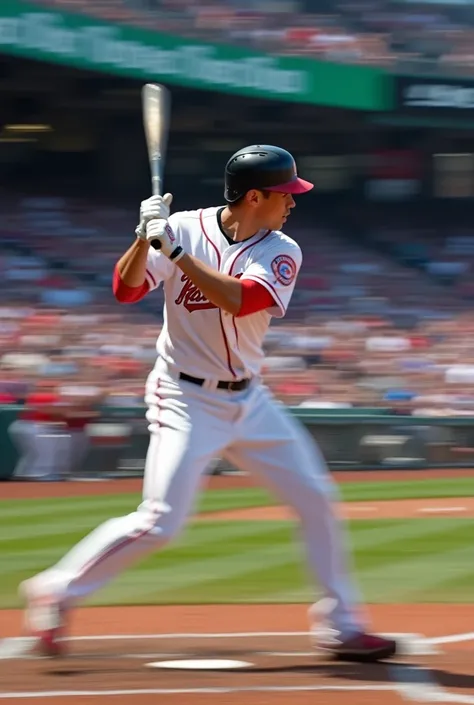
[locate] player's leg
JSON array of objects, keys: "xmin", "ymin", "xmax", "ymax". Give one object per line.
[
  {"xmin": 61, "ymin": 428, "xmax": 88, "ymax": 479},
  {"xmin": 21, "ymin": 373, "xmax": 232, "ymax": 610},
  {"xmin": 69, "ymin": 429, "xmax": 90, "ymax": 477},
  {"xmin": 19, "ymin": 422, "xmax": 58, "ymax": 481},
  {"xmin": 8, "ymin": 419, "xmax": 36, "ymax": 479},
  {"xmin": 11, "ymin": 420, "xmax": 59, "ymax": 481},
  {"xmin": 31, "ymin": 423, "xmax": 70, "ymax": 481},
  {"xmin": 226, "ymin": 385, "xmax": 393, "ymax": 660}
]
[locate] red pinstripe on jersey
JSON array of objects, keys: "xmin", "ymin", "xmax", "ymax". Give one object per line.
[{"xmin": 200, "ymin": 209, "xmax": 236, "ymax": 377}]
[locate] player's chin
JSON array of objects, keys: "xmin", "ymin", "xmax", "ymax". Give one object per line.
[{"xmin": 267, "ymin": 215, "xmax": 287, "ymax": 230}]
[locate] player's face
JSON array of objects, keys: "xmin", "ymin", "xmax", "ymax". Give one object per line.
[{"xmin": 257, "ymin": 191, "xmax": 296, "ymax": 230}]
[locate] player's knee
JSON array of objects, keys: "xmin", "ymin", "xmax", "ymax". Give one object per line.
[
  {"xmin": 136, "ymin": 500, "xmax": 185, "ymax": 544},
  {"xmin": 290, "ymin": 476, "xmax": 338, "ymax": 520},
  {"xmin": 314, "ymin": 474, "xmax": 339, "ymax": 502}
]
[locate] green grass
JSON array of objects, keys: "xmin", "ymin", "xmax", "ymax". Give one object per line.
[
  {"xmin": 3, "ymin": 517, "xmax": 474, "ymax": 608},
  {"xmin": 1, "ymin": 477, "xmax": 474, "ymax": 609},
  {"xmin": 340, "ymin": 477, "xmax": 474, "ymax": 502}
]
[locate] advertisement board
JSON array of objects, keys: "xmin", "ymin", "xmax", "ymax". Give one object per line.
[
  {"xmin": 0, "ymin": 0, "xmax": 390, "ymax": 111},
  {"xmin": 396, "ymin": 76, "xmax": 474, "ymax": 113}
]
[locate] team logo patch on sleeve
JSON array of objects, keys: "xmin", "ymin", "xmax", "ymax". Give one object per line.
[{"xmin": 271, "ymin": 254, "xmax": 297, "ymax": 286}]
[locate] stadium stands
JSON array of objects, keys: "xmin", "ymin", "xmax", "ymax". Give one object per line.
[
  {"xmin": 26, "ymin": 0, "xmax": 474, "ymax": 73},
  {"xmin": 2, "ymin": 192, "xmax": 474, "ymax": 415}
]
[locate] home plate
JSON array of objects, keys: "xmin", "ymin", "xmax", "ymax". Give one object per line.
[{"xmin": 146, "ymin": 659, "xmax": 252, "ymax": 670}]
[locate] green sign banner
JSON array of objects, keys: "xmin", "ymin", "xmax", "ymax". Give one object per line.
[{"xmin": 0, "ymin": 0, "xmax": 390, "ymax": 111}]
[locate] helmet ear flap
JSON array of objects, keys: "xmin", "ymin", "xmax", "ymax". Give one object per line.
[{"xmin": 224, "ymin": 181, "xmax": 243, "ymax": 203}]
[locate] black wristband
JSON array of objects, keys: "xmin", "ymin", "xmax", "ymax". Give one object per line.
[{"xmin": 170, "ymin": 246, "xmax": 184, "ymax": 262}]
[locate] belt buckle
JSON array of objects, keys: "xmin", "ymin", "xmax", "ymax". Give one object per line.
[{"xmin": 228, "ymin": 381, "xmax": 238, "ymax": 391}]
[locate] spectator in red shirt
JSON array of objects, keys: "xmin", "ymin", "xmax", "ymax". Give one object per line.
[
  {"xmin": 8, "ymin": 381, "xmax": 68, "ymax": 481},
  {"xmin": 61, "ymin": 387, "xmax": 101, "ymax": 477}
]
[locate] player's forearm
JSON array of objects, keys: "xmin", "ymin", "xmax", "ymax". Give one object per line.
[
  {"xmin": 177, "ymin": 253, "xmax": 242, "ymax": 315},
  {"xmin": 116, "ymin": 238, "xmax": 150, "ymax": 287}
]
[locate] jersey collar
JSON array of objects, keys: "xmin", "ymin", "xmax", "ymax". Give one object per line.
[{"xmin": 216, "ymin": 207, "xmax": 269, "ymax": 246}]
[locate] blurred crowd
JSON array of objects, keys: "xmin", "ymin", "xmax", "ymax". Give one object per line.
[
  {"xmin": 2, "ymin": 192, "xmax": 474, "ymax": 422},
  {"xmin": 28, "ymin": 0, "xmax": 474, "ymax": 73}
]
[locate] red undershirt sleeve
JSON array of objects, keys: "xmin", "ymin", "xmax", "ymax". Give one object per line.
[
  {"xmin": 236, "ymin": 279, "xmax": 276, "ymax": 318},
  {"xmin": 113, "ymin": 264, "xmax": 150, "ymax": 303}
]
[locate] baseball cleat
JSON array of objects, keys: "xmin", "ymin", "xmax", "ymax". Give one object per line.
[
  {"xmin": 317, "ymin": 631, "xmax": 397, "ymax": 663},
  {"xmin": 20, "ymin": 579, "xmax": 67, "ymax": 658}
]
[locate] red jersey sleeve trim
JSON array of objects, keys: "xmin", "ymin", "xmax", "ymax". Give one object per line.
[
  {"xmin": 113, "ymin": 264, "xmax": 150, "ymax": 303},
  {"xmin": 236, "ymin": 278, "xmax": 276, "ymax": 318},
  {"xmin": 240, "ymin": 274, "xmax": 286, "ymax": 316},
  {"xmin": 146, "ymin": 268, "xmax": 157, "ymax": 288}
]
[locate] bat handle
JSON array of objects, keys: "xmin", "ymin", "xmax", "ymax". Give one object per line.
[
  {"xmin": 150, "ymin": 177, "xmax": 163, "ymax": 250},
  {"xmin": 150, "ymin": 157, "xmax": 163, "ymax": 249},
  {"xmin": 151, "ymin": 175, "xmax": 162, "ymax": 197},
  {"xmin": 150, "ymin": 172, "xmax": 162, "ymax": 248}
]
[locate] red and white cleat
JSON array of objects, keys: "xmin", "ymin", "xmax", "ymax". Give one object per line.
[
  {"xmin": 318, "ymin": 631, "xmax": 397, "ymax": 663},
  {"xmin": 20, "ymin": 579, "xmax": 67, "ymax": 658}
]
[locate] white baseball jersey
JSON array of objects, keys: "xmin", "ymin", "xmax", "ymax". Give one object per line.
[{"xmin": 144, "ymin": 206, "xmax": 302, "ymax": 380}]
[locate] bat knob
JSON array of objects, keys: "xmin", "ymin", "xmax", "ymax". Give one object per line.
[{"xmin": 151, "ymin": 239, "xmax": 162, "ymax": 251}]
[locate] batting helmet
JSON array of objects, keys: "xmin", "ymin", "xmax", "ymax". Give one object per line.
[{"xmin": 224, "ymin": 144, "xmax": 313, "ymax": 203}]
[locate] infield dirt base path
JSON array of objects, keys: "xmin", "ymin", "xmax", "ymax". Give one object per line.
[
  {"xmin": 203, "ymin": 496, "xmax": 474, "ymax": 521},
  {"xmin": 1, "ymin": 604, "xmax": 474, "ymax": 705},
  {"xmin": 1, "ymin": 467, "xmax": 474, "ymax": 500}
]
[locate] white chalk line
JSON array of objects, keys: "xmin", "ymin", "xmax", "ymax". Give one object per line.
[
  {"xmin": 418, "ymin": 507, "xmax": 467, "ymax": 514},
  {"xmin": 424, "ymin": 632, "xmax": 474, "ymax": 646},
  {"xmin": 0, "ymin": 684, "xmax": 398, "ymax": 699},
  {"xmin": 389, "ymin": 664, "xmax": 447, "ymax": 703},
  {"xmin": 345, "ymin": 506, "xmax": 471, "ymax": 516},
  {"xmin": 0, "ymin": 631, "xmax": 434, "ymax": 660},
  {"xmin": 0, "ymin": 637, "xmax": 37, "ymax": 660},
  {"xmin": 125, "ymin": 651, "xmax": 317, "ymax": 659},
  {"xmin": 8, "ymin": 630, "xmax": 311, "ymax": 643},
  {"xmin": 390, "ymin": 664, "xmax": 474, "ymax": 704},
  {"xmin": 0, "ymin": 629, "xmax": 441, "ymax": 643},
  {"xmin": 389, "ymin": 634, "xmax": 474, "ymax": 704},
  {"xmin": 442, "ymin": 696, "xmax": 474, "ymax": 704}
]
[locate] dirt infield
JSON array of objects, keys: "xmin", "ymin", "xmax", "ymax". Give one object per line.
[
  {"xmin": 1, "ymin": 604, "xmax": 474, "ymax": 704},
  {"xmin": 1, "ymin": 467, "xmax": 473, "ymax": 500},
  {"xmin": 202, "ymin": 496, "xmax": 474, "ymax": 521}
]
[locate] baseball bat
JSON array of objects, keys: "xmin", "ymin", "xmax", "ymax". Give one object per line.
[{"xmin": 142, "ymin": 83, "xmax": 171, "ymax": 250}]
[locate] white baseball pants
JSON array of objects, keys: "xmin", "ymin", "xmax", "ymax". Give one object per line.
[{"xmin": 29, "ymin": 358, "xmax": 365, "ymax": 639}]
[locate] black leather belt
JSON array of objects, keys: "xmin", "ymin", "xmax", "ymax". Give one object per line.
[{"xmin": 179, "ymin": 372, "xmax": 250, "ymax": 392}]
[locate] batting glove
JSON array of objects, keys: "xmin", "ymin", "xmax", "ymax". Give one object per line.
[
  {"xmin": 146, "ymin": 219, "xmax": 185, "ymax": 262},
  {"xmin": 135, "ymin": 193, "xmax": 173, "ymax": 241}
]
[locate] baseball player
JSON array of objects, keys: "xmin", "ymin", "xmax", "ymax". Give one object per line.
[
  {"xmin": 20, "ymin": 145, "xmax": 396, "ymax": 663},
  {"xmin": 9, "ymin": 381, "xmax": 69, "ymax": 481}
]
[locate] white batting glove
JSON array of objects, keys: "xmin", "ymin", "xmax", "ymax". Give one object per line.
[
  {"xmin": 146, "ymin": 219, "xmax": 185, "ymax": 262},
  {"xmin": 135, "ymin": 193, "xmax": 173, "ymax": 241}
]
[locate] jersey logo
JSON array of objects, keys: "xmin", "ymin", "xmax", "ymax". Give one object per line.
[
  {"xmin": 175, "ymin": 274, "xmax": 218, "ymax": 313},
  {"xmin": 271, "ymin": 254, "xmax": 297, "ymax": 287},
  {"xmin": 165, "ymin": 223, "xmax": 176, "ymax": 242}
]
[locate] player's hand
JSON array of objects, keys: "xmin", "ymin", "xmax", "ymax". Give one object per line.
[
  {"xmin": 146, "ymin": 219, "xmax": 185, "ymax": 262},
  {"xmin": 135, "ymin": 193, "xmax": 173, "ymax": 240}
]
